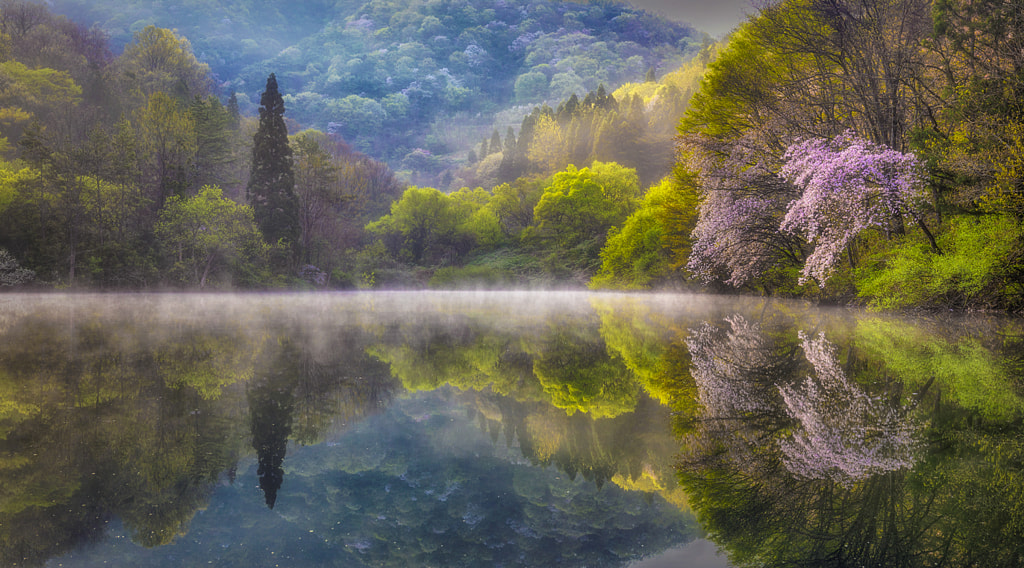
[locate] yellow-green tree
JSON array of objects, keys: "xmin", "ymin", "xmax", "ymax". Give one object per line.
[
  {"xmin": 527, "ymin": 113, "xmax": 568, "ymax": 172},
  {"xmin": 366, "ymin": 186, "xmax": 477, "ymax": 264},
  {"xmin": 591, "ymin": 174, "xmax": 699, "ymax": 289},
  {"xmin": 137, "ymin": 92, "xmax": 196, "ymax": 209},
  {"xmin": 530, "ymin": 162, "xmax": 640, "ymax": 248},
  {"xmin": 0, "ymin": 61, "xmax": 81, "ymax": 152},
  {"xmin": 117, "ymin": 26, "xmax": 211, "ymax": 101},
  {"xmin": 155, "ymin": 185, "xmax": 266, "ymax": 287}
]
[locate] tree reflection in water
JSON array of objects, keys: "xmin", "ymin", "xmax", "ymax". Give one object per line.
[
  {"xmin": 778, "ymin": 331, "xmax": 921, "ymax": 485},
  {"xmin": 678, "ymin": 310, "xmax": 1024, "ymax": 567},
  {"xmin": 0, "ymin": 294, "xmax": 1021, "ymax": 567},
  {"xmin": 248, "ymin": 342, "xmax": 299, "ymax": 509}
]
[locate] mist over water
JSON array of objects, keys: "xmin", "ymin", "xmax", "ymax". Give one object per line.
[{"xmin": 0, "ymin": 292, "xmax": 1018, "ymax": 567}]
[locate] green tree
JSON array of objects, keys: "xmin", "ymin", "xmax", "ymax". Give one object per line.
[
  {"xmin": 137, "ymin": 92, "xmax": 195, "ymax": 209},
  {"xmin": 514, "ymin": 71, "xmax": 549, "ymax": 103},
  {"xmin": 366, "ymin": 186, "xmax": 474, "ymax": 264},
  {"xmin": 489, "ymin": 177, "xmax": 544, "ymax": 237},
  {"xmin": 188, "ymin": 95, "xmax": 235, "ymax": 193},
  {"xmin": 155, "ymin": 185, "xmax": 266, "ymax": 288},
  {"xmin": 0, "ymin": 60, "xmax": 81, "ymax": 147},
  {"xmin": 591, "ymin": 174, "xmax": 699, "ymax": 289},
  {"xmin": 531, "ymin": 162, "xmax": 639, "ymax": 247},
  {"xmin": 247, "ymin": 74, "xmax": 300, "ymax": 257},
  {"xmin": 117, "ymin": 25, "xmax": 212, "ymax": 102}
]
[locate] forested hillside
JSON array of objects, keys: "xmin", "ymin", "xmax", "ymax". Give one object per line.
[
  {"xmin": 0, "ymin": 0, "xmax": 710, "ymax": 291},
  {"xmin": 48, "ymin": 0, "xmax": 706, "ymax": 181},
  {"xmin": 1, "ymin": 0, "xmax": 1022, "ymax": 312},
  {"xmin": 0, "ymin": 1, "xmax": 406, "ymax": 288}
]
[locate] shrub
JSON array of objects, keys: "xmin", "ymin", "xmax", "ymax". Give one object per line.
[{"xmin": 856, "ymin": 215, "xmax": 1023, "ymax": 309}]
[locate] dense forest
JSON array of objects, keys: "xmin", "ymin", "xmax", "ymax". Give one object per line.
[
  {"xmin": 46, "ymin": 0, "xmax": 705, "ymax": 171},
  {"xmin": 0, "ymin": 0, "xmax": 1022, "ymax": 311}
]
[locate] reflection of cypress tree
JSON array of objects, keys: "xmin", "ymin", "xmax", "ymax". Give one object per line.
[{"xmin": 248, "ymin": 343, "xmax": 299, "ymax": 509}]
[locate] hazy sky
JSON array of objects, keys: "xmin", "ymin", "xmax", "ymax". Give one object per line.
[{"xmin": 628, "ymin": 0, "xmax": 754, "ymax": 37}]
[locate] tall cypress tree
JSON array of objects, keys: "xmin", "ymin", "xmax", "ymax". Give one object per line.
[{"xmin": 248, "ymin": 73, "xmax": 299, "ymax": 252}]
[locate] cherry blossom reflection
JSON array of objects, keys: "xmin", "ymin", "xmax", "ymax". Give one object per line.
[
  {"xmin": 687, "ymin": 315, "xmax": 784, "ymax": 418},
  {"xmin": 778, "ymin": 331, "xmax": 922, "ymax": 484}
]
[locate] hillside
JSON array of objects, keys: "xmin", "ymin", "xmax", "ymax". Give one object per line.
[{"xmin": 49, "ymin": 0, "xmax": 706, "ymax": 173}]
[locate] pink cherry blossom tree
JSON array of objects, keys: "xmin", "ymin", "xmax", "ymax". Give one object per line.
[
  {"xmin": 686, "ymin": 144, "xmax": 803, "ymax": 286},
  {"xmin": 779, "ymin": 131, "xmax": 938, "ymax": 285}
]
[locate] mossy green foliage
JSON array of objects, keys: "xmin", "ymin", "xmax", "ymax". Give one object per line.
[
  {"xmin": 856, "ymin": 215, "xmax": 1024, "ymax": 310},
  {"xmin": 590, "ymin": 173, "xmax": 699, "ymax": 290}
]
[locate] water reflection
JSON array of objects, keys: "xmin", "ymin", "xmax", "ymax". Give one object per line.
[
  {"xmin": 0, "ymin": 292, "xmax": 1018, "ymax": 567},
  {"xmin": 777, "ymin": 331, "xmax": 921, "ymax": 484},
  {"xmin": 248, "ymin": 344, "xmax": 298, "ymax": 509},
  {"xmin": 678, "ymin": 305, "xmax": 1024, "ymax": 567}
]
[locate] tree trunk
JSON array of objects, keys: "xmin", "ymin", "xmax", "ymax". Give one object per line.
[{"xmin": 199, "ymin": 253, "xmax": 215, "ymax": 288}]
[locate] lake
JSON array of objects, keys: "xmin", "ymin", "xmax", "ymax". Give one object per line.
[{"xmin": 0, "ymin": 291, "xmax": 1020, "ymax": 567}]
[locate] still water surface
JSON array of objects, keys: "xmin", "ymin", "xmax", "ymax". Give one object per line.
[{"xmin": 0, "ymin": 292, "xmax": 1020, "ymax": 567}]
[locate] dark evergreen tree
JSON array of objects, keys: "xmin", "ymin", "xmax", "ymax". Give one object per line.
[
  {"xmin": 596, "ymin": 84, "xmax": 616, "ymax": 111},
  {"xmin": 249, "ymin": 378, "xmax": 293, "ymax": 509},
  {"xmin": 248, "ymin": 344, "xmax": 298, "ymax": 509},
  {"xmin": 557, "ymin": 94, "xmax": 580, "ymax": 124},
  {"xmin": 189, "ymin": 95, "xmax": 234, "ymax": 192},
  {"xmin": 226, "ymin": 90, "xmax": 240, "ymax": 128},
  {"xmin": 515, "ymin": 108, "xmax": 542, "ymax": 175},
  {"xmin": 499, "ymin": 126, "xmax": 517, "ymax": 180},
  {"xmin": 489, "ymin": 129, "xmax": 503, "ymax": 156},
  {"xmin": 247, "ymin": 73, "xmax": 299, "ymax": 252}
]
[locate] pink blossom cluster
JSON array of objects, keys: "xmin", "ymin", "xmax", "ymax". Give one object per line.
[
  {"xmin": 689, "ymin": 193, "xmax": 783, "ymax": 286},
  {"xmin": 779, "ymin": 131, "xmax": 927, "ymax": 285},
  {"xmin": 686, "ymin": 144, "xmax": 800, "ymax": 285},
  {"xmin": 686, "ymin": 315, "xmax": 778, "ymax": 418},
  {"xmin": 777, "ymin": 331, "xmax": 922, "ymax": 485}
]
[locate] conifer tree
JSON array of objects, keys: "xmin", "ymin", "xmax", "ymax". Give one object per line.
[
  {"xmin": 247, "ymin": 74, "xmax": 299, "ymax": 253},
  {"xmin": 489, "ymin": 130, "xmax": 503, "ymax": 156},
  {"xmin": 226, "ymin": 90, "xmax": 240, "ymax": 128},
  {"xmin": 499, "ymin": 126, "xmax": 517, "ymax": 180}
]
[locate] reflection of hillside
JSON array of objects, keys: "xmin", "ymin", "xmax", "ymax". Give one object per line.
[
  {"xmin": 676, "ymin": 311, "xmax": 1024, "ymax": 567},
  {"xmin": 0, "ymin": 298, "xmax": 398, "ymax": 566},
  {"xmin": 3, "ymin": 293, "xmax": 1020, "ymax": 567},
  {"xmin": 271, "ymin": 391, "xmax": 698, "ymax": 568},
  {"xmin": 466, "ymin": 390, "xmax": 691, "ymax": 509},
  {"xmin": 366, "ymin": 304, "xmax": 690, "ymax": 504}
]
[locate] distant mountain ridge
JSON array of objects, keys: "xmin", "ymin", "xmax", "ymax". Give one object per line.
[{"xmin": 47, "ymin": 0, "xmax": 705, "ymax": 166}]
